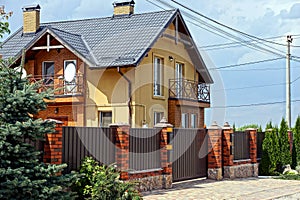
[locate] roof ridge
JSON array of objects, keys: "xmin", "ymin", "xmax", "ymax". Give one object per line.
[
  {"xmin": 42, "ymin": 9, "xmax": 177, "ymax": 25},
  {"xmin": 50, "ymin": 27, "xmax": 82, "ymax": 37}
]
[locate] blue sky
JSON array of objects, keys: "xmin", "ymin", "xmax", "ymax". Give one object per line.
[{"xmin": 1, "ymin": 0, "xmax": 300, "ymax": 128}]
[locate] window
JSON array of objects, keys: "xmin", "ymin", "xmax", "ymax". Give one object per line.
[
  {"xmin": 99, "ymin": 111, "xmax": 112, "ymax": 127},
  {"xmin": 42, "ymin": 62, "xmax": 54, "ymax": 85},
  {"xmin": 154, "ymin": 112, "xmax": 164, "ymax": 126},
  {"xmin": 181, "ymin": 113, "xmax": 188, "ymax": 128},
  {"xmin": 175, "ymin": 62, "xmax": 183, "ymax": 97},
  {"xmin": 64, "ymin": 60, "xmax": 77, "ymax": 94},
  {"xmin": 154, "ymin": 57, "xmax": 163, "ymax": 96},
  {"xmin": 191, "ymin": 114, "xmax": 197, "ymax": 128}
]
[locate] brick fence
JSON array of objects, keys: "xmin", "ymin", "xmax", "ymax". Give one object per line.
[{"xmin": 42, "ymin": 119, "xmax": 258, "ymax": 191}]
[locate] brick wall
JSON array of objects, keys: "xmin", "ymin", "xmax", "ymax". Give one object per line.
[
  {"xmin": 168, "ymin": 99, "xmax": 206, "ymax": 128},
  {"xmin": 43, "ymin": 120, "xmax": 63, "ymax": 165}
]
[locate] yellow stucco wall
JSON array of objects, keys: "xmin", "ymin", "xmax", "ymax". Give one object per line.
[{"xmin": 85, "ymin": 22, "xmax": 202, "ymax": 127}]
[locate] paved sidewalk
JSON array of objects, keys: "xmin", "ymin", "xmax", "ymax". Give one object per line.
[{"xmin": 142, "ymin": 178, "xmax": 300, "ymax": 200}]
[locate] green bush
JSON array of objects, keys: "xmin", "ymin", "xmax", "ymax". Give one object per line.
[
  {"xmin": 73, "ymin": 157, "xmax": 142, "ymax": 200},
  {"xmin": 278, "ymin": 118, "xmax": 292, "ymax": 170}
]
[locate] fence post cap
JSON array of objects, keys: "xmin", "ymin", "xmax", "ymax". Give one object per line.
[
  {"xmin": 223, "ymin": 122, "xmax": 232, "ymax": 129},
  {"xmin": 44, "ymin": 119, "xmax": 63, "ymax": 124},
  {"xmin": 266, "ymin": 128, "xmax": 273, "ymax": 132},
  {"xmin": 208, "ymin": 121, "xmax": 221, "ymax": 129},
  {"xmin": 154, "ymin": 117, "xmax": 173, "ymax": 128},
  {"xmin": 109, "ymin": 123, "xmax": 130, "ymax": 127},
  {"xmin": 245, "ymin": 128, "xmax": 257, "ymax": 131}
]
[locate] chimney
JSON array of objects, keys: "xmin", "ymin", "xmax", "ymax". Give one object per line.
[
  {"xmin": 113, "ymin": 0, "xmax": 135, "ymax": 16},
  {"xmin": 22, "ymin": 4, "xmax": 40, "ymax": 34}
]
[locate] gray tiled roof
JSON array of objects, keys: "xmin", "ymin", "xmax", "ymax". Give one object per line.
[
  {"xmin": 0, "ymin": 9, "xmax": 213, "ymax": 83},
  {"xmin": 0, "ymin": 9, "xmax": 176, "ymax": 68}
]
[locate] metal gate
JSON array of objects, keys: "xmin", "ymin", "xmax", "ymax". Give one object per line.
[{"xmin": 172, "ymin": 128, "xmax": 207, "ymax": 181}]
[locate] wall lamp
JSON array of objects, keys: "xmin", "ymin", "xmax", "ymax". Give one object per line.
[
  {"xmin": 169, "ymin": 56, "xmax": 174, "ymax": 62},
  {"xmin": 54, "ymin": 107, "xmax": 59, "ymax": 114}
]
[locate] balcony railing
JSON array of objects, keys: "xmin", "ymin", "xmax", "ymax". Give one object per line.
[
  {"xmin": 169, "ymin": 79, "xmax": 210, "ymax": 103},
  {"xmin": 29, "ymin": 74, "xmax": 84, "ymax": 96}
]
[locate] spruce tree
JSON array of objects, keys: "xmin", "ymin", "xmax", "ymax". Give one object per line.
[
  {"xmin": 0, "ymin": 56, "xmax": 77, "ymax": 199},
  {"xmin": 294, "ymin": 116, "xmax": 300, "ymax": 166},
  {"xmin": 278, "ymin": 118, "xmax": 292, "ymax": 168}
]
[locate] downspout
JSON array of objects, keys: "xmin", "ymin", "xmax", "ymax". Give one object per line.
[{"xmin": 117, "ymin": 67, "xmax": 132, "ymax": 126}]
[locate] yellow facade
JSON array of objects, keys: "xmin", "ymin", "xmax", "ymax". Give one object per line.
[{"xmin": 85, "ymin": 22, "xmax": 204, "ymax": 127}]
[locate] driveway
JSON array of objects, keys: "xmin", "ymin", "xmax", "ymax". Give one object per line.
[{"xmin": 142, "ymin": 178, "xmax": 300, "ymax": 200}]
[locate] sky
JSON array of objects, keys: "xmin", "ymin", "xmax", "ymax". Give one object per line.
[{"xmin": 1, "ymin": 0, "xmax": 300, "ymax": 128}]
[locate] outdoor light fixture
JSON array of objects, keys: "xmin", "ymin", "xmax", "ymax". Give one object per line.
[
  {"xmin": 54, "ymin": 107, "xmax": 59, "ymax": 114},
  {"xmin": 169, "ymin": 56, "xmax": 174, "ymax": 62}
]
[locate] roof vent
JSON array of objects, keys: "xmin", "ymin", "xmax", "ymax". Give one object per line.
[
  {"xmin": 113, "ymin": 0, "xmax": 135, "ymax": 16},
  {"xmin": 22, "ymin": 4, "xmax": 41, "ymax": 34}
]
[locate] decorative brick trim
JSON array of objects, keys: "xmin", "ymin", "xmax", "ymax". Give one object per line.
[
  {"xmin": 246, "ymin": 128, "xmax": 257, "ymax": 163},
  {"xmin": 222, "ymin": 127, "xmax": 234, "ymax": 166},
  {"xmin": 43, "ymin": 120, "xmax": 63, "ymax": 165},
  {"xmin": 288, "ymin": 130, "xmax": 293, "ymax": 153},
  {"xmin": 110, "ymin": 124, "xmax": 130, "ymax": 180}
]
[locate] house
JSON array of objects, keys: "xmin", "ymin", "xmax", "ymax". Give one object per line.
[{"xmin": 0, "ymin": 0, "xmax": 213, "ymax": 128}]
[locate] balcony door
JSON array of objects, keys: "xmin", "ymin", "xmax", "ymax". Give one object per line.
[
  {"xmin": 42, "ymin": 61, "xmax": 54, "ymax": 86},
  {"xmin": 175, "ymin": 63, "xmax": 183, "ymax": 97}
]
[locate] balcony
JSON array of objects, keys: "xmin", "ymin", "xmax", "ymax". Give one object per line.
[
  {"xmin": 169, "ymin": 79, "xmax": 210, "ymax": 103},
  {"xmin": 29, "ymin": 74, "xmax": 84, "ymax": 97}
]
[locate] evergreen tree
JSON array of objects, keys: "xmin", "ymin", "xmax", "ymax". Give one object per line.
[
  {"xmin": 265, "ymin": 121, "xmax": 273, "ymax": 130},
  {"xmin": 294, "ymin": 116, "xmax": 300, "ymax": 166},
  {"xmin": 278, "ymin": 118, "xmax": 292, "ymax": 168},
  {"xmin": 0, "ymin": 55, "xmax": 77, "ymax": 199}
]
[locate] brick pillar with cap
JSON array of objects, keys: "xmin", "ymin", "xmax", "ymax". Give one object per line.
[
  {"xmin": 207, "ymin": 121, "xmax": 223, "ymax": 180},
  {"xmin": 222, "ymin": 122, "xmax": 234, "ymax": 178},
  {"xmin": 43, "ymin": 119, "xmax": 63, "ymax": 165},
  {"xmin": 155, "ymin": 117, "xmax": 173, "ymax": 189},
  {"xmin": 110, "ymin": 123, "xmax": 130, "ymax": 180}
]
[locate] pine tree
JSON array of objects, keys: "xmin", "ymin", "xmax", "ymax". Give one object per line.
[
  {"xmin": 278, "ymin": 118, "xmax": 292, "ymax": 168},
  {"xmin": 294, "ymin": 116, "xmax": 300, "ymax": 167},
  {"xmin": 0, "ymin": 56, "xmax": 77, "ymax": 199}
]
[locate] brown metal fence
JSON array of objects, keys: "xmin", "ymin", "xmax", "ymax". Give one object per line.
[
  {"xmin": 233, "ymin": 131, "xmax": 250, "ymax": 160},
  {"xmin": 62, "ymin": 127, "xmax": 115, "ymax": 173},
  {"xmin": 129, "ymin": 128, "xmax": 161, "ymax": 171},
  {"xmin": 23, "ymin": 138, "xmax": 44, "ymax": 161},
  {"xmin": 172, "ymin": 128, "xmax": 207, "ymax": 181},
  {"xmin": 257, "ymin": 132, "xmax": 265, "ymax": 160}
]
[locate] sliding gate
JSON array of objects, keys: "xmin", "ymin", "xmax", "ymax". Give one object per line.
[{"xmin": 172, "ymin": 128, "xmax": 207, "ymax": 181}]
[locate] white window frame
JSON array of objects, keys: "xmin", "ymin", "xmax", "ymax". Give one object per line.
[
  {"xmin": 175, "ymin": 62, "xmax": 183, "ymax": 97},
  {"xmin": 191, "ymin": 113, "xmax": 197, "ymax": 128},
  {"xmin": 181, "ymin": 113, "xmax": 189, "ymax": 128},
  {"xmin": 153, "ymin": 56, "xmax": 163, "ymax": 96},
  {"xmin": 99, "ymin": 111, "xmax": 112, "ymax": 127},
  {"xmin": 154, "ymin": 111, "xmax": 164, "ymax": 126}
]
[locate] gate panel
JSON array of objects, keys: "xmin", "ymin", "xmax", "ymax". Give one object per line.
[{"xmin": 172, "ymin": 129, "xmax": 207, "ymax": 181}]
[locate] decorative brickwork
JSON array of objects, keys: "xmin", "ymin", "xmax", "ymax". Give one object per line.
[
  {"xmin": 110, "ymin": 124, "xmax": 130, "ymax": 180},
  {"xmin": 222, "ymin": 123, "xmax": 234, "ymax": 167},
  {"xmin": 43, "ymin": 119, "xmax": 63, "ymax": 165},
  {"xmin": 207, "ymin": 122, "xmax": 222, "ymax": 180},
  {"xmin": 168, "ymin": 99, "xmax": 208, "ymax": 128},
  {"xmin": 246, "ymin": 128, "xmax": 257, "ymax": 163},
  {"xmin": 288, "ymin": 130, "xmax": 293, "ymax": 153}
]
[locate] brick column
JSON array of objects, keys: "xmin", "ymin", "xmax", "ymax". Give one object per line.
[
  {"xmin": 222, "ymin": 122, "xmax": 234, "ymax": 167},
  {"xmin": 155, "ymin": 117, "xmax": 173, "ymax": 189},
  {"xmin": 43, "ymin": 119, "xmax": 63, "ymax": 165},
  {"xmin": 207, "ymin": 121, "xmax": 223, "ymax": 180},
  {"xmin": 110, "ymin": 123, "xmax": 130, "ymax": 180},
  {"xmin": 288, "ymin": 130, "xmax": 293, "ymax": 153},
  {"xmin": 246, "ymin": 128, "xmax": 257, "ymax": 163}
]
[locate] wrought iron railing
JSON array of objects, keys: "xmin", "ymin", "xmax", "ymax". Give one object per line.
[
  {"xmin": 169, "ymin": 79, "xmax": 210, "ymax": 103},
  {"xmin": 29, "ymin": 74, "xmax": 84, "ymax": 96}
]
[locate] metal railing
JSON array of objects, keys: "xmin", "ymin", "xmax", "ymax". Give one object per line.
[
  {"xmin": 169, "ymin": 79, "xmax": 210, "ymax": 103},
  {"xmin": 29, "ymin": 74, "xmax": 84, "ymax": 96}
]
